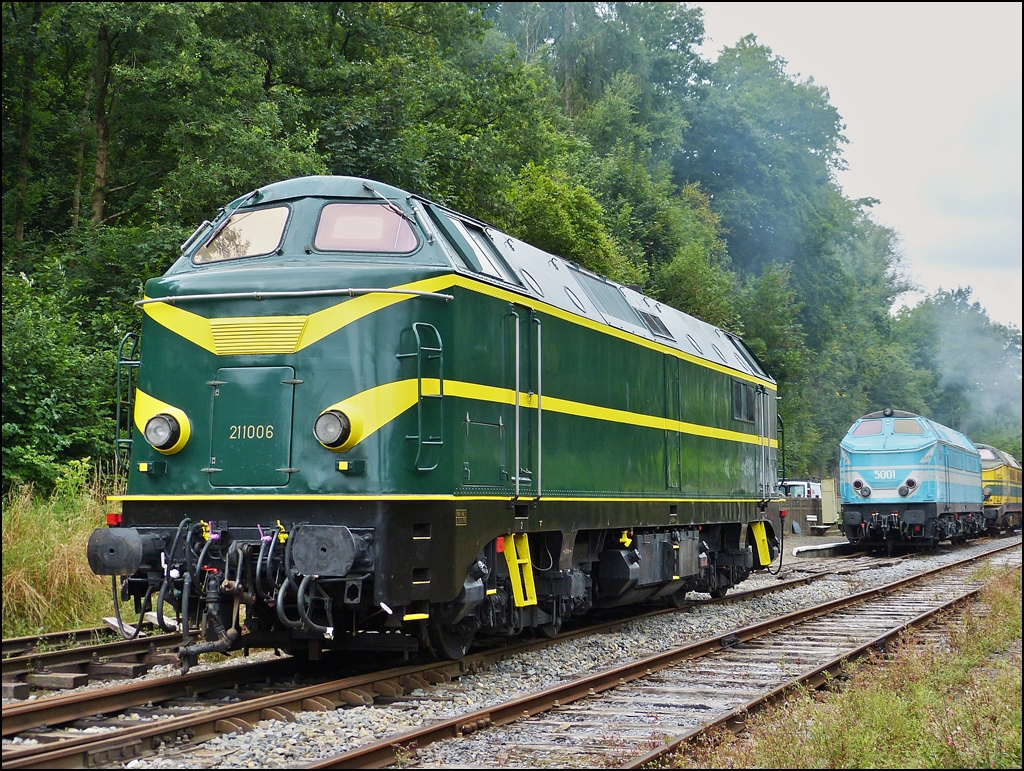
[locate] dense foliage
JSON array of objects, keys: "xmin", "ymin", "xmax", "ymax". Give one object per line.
[{"xmin": 3, "ymin": 2, "xmax": 1021, "ymax": 490}]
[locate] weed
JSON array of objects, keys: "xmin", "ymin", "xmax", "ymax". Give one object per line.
[
  {"xmin": 2, "ymin": 461, "xmax": 131, "ymax": 637},
  {"xmin": 392, "ymin": 741, "xmax": 418, "ymax": 767}
]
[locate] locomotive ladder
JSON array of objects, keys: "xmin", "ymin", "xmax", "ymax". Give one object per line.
[
  {"xmin": 398, "ymin": 322, "xmax": 444, "ymax": 472},
  {"xmin": 115, "ymin": 332, "xmax": 140, "ymax": 473}
]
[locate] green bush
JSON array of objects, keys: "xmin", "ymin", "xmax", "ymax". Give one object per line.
[
  {"xmin": 2, "ymin": 269, "xmax": 114, "ymax": 490},
  {"xmin": 501, "ymin": 162, "xmax": 642, "ymax": 284}
]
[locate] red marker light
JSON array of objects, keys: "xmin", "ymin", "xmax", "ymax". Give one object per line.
[
  {"xmin": 496, "ymin": 536, "xmax": 505, "ymax": 554},
  {"xmin": 106, "ymin": 512, "xmax": 122, "ymax": 526},
  {"xmin": 779, "ymin": 509, "xmax": 788, "ymax": 519},
  {"xmin": 853, "ymin": 479, "xmax": 863, "ymax": 490}
]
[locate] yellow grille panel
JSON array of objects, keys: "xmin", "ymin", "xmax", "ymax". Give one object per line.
[{"xmin": 209, "ymin": 316, "xmax": 308, "ymax": 355}]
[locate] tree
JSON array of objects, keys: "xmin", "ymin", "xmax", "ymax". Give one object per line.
[
  {"xmin": 673, "ymin": 36, "xmax": 848, "ymax": 277},
  {"xmin": 501, "ymin": 162, "xmax": 639, "ymax": 283}
]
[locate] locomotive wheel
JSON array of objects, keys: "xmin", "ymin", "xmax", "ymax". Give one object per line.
[
  {"xmin": 709, "ymin": 587, "xmax": 728, "ymax": 600},
  {"xmin": 425, "ymin": 619, "xmax": 476, "ymax": 660},
  {"xmin": 536, "ymin": 618, "xmax": 563, "ymax": 638},
  {"xmin": 666, "ymin": 589, "xmax": 689, "ymax": 608}
]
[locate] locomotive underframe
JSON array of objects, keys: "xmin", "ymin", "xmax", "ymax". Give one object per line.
[
  {"xmin": 96, "ymin": 499, "xmax": 778, "ymax": 665},
  {"xmin": 983, "ymin": 503, "xmax": 1023, "ymax": 533},
  {"xmin": 840, "ymin": 501, "xmax": 990, "ymax": 551}
]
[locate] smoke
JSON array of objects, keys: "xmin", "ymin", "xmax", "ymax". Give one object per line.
[{"xmin": 932, "ymin": 289, "xmax": 1022, "ymax": 438}]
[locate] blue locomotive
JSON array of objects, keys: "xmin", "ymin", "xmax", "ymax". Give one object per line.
[{"xmin": 839, "ymin": 408, "xmax": 984, "ymax": 550}]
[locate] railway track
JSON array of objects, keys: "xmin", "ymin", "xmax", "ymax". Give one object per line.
[
  {"xmin": 303, "ymin": 538, "xmax": 1021, "ymax": 769},
  {"xmin": 3, "ymin": 627, "xmax": 123, "ymax": 659},
  {"xmin": 0, "ymin": 538, "xmax": 874, "ymax": 703},
  {"xmin": 0, "ymin": 562, "xmax": 852, "ymax": 769},
  {"xmin": 3, "ymin": 539, "xmax": 1010, "ymax": 768},
  {"xmin": 2, "ymin": 631, "xmax": 184, "ymax": 700}
]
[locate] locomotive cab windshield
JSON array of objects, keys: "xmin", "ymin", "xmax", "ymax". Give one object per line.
[
  {"xmin": 193, "ymin": 205, "xmax": 291, "ymax": 264},
  {"xmin": 313, "ymin": 202, "xmax": 419, "ymax": 253}
]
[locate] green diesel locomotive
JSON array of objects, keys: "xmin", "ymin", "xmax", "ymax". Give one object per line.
[{"xmin": 88, "ymin": 176, "xmax": 782, "ymax": 665}]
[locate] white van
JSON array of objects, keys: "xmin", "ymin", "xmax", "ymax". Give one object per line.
[{"xmin": 781, "ymin": 479, "xmax": 822, "ymax": 498}]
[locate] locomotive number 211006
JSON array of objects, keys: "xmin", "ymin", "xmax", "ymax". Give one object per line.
[{"xmin": 228, "ymin": 424, "xmax": 275, "ymax": 440}]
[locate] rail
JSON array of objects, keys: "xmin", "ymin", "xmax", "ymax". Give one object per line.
[
  {"xmin": 8, "ymin": 541, "xmax": 1015, "ymax": 768},
  {"xmin": 306, "ymin": 539, "xmax": 1021, "ymax": 769},
  {"xmin": 0, "ymin": 567, "xmax": 845, "ymax": 766}
]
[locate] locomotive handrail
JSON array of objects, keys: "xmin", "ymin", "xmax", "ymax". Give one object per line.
[
  {"xmin": 511, "ymin": 309, "xmax": 521, "ymax": 500},
  {"xmin": 400, "ymin": 322, "xmax": 444, "ymax": 472},
  {"xmin": 533, "ymin": 314, "xmax": 542, "ymax": 505},
  {"xmin": 759, "ymin": 385, "xmax": 769, "ymax": 499},
  {"xmin": 115, "ymin": 332, "xmax": 141, "ymax": 473},
  {"xmin": 777, "ymin": 413, "xmax": 786, "ymax": 485},
  {"xmin": 133, "ymin": 288, "xmax": 454, "ymax": 307}
]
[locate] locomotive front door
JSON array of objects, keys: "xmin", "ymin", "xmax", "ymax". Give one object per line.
[{"xmin": 209, "ymin": 366, "xmax": 296, "ymax": 487}]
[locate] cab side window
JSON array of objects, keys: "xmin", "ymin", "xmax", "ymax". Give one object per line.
[{"xmin": 732, "ymin": 380, "xmax": 755, "ymax": 423}]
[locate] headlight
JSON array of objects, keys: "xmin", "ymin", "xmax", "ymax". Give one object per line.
[
  {"xmin": 859, "ymin": 484, "xmax": 872, "ymax": 498},
  {"xmin": 314, "ymin": 410, "xmax": 351, "ymax": 449},
  {"xmin": 898, "ymin": 485, "xmax": 909, "ymax": 497},
  {"xmin": 145, "ymin": 414, "xmax": 181, "ymax": 451}
]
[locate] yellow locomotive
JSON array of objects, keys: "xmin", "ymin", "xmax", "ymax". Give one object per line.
[{"xmin": 976, "ymin": 443, "xmax": 1022, "ymax": 533}]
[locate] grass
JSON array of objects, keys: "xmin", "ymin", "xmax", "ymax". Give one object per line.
[
  {"xmin": 1, "ymin": 460, "xmax": 130, "ymax": 639},
  {"xmin": 665, "ymin": 567, "xmax": 1023, "ymax": 769}
]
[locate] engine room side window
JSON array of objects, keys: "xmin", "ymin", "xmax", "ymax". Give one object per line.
[
  {"xmin": 193, "ymin": 206, "xmax": 290, "ymax": 264},
  {"xmin": 852, "ymin": 419, "xmax": 883, "ymax": 436},
  {"xmin": 314, "ymin": 203, "xmax": 418, "ymax": 253},
  {"xmin": 732, "ymin": 380, "xmax": 755, "ymax": 423},
  {"xmin": 448, "ymin": 218, "xmax": 518, "ymax": 283},
  {"xmin": 893, "ymin": 419, "xmax": 925, "ymax": 434}
]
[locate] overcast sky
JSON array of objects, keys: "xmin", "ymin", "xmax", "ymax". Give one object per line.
[{"xmin": 696, "ymin": 2, "xmax": 1022, "ymax": 330}]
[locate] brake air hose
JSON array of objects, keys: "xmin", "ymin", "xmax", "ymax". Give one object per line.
[
  {"xmin": 297, "ymin": 573, "xmax": 334, "ymax": 639},
  {"xmin": 766, "ymin": 517, "xmax": 785, "ymax": 576},
  {"xmin": 111, "ymin": 578, "xmax": 154, "ymax": 640}
]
